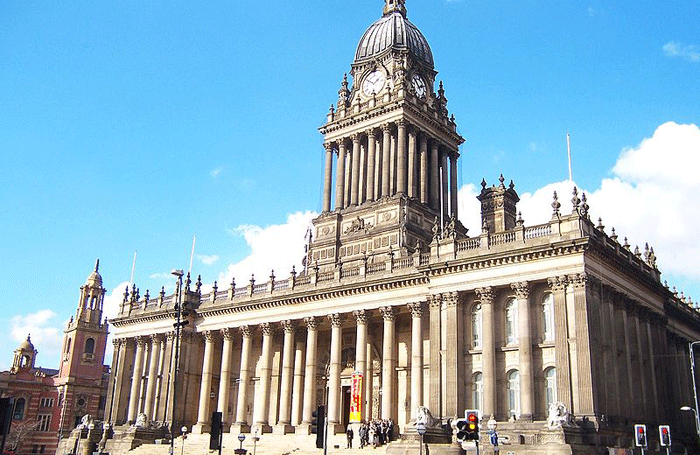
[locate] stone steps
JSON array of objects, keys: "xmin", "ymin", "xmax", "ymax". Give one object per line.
[{"xmin": 124, "ymin": 433, "xmax": 390, "ymax": 455}]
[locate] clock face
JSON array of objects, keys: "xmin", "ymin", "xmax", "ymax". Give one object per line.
[
  {"xmin": 362, "ymin": 70, "xmax": 386, "ymax": 96},
  {"xmin": 411, "ymin": 74, "xmax": 427, "ymax": 98}
]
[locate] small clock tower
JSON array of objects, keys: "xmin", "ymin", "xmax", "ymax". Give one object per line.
[{"xmin": 310, "ymin": 0, "xmax": 465, "ymax": 269}]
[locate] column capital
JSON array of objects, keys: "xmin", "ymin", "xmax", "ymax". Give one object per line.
[
  {"xmin": 475, "ymin": 287, "xmax": 494, "ymax": 304},
  {"xmin": 304, "ymin": 316, "xmax": 319, "ymax": 331},
  {"xmin": 396, "ymin": 119, "xmax": 406, "ymax": 127},
  {"xmin": 150, "ymin": 333, "xmax": 164, "ymax": 344},
  {"xmin": 381, "ymin": 122, "xmax": 392, "ymax": 133},
  {"xmin": 568, "ymin": 272, "xmax": 590, "ymax": 289},
  {"xmin": 202, "ymin": 330, "xmax": 215, "ymax": 343},
  {"xmin": 221, "ymin": 327, "xmax": 235, "ymax": 341},
  {"xmin": 261, "ymin": 322, "xmax": 273, "ymax": 336},
  {"xmin": 323, "ymin": 142, "xmax": 334, "ymax": 152},
  {"xmin": 353, "ymin": 309, "xmax": 368, "ymax": 324},
  {"xmin": 547, "ymin": 276, "xmax": 569, "ymax": 292},
  {"xmin": 380, "ymin": 306, "xmax": 396, "ymax": 322},
  {"xmin": 367, "ymin": 127, "xmax": 380, "ymax": 139},
  {"xmin": 166, "ymin": 331, "xmax": 176, "ymax": 342},
  {"xmin": 328, "ymin": 313, "xmax": 343, "ymax": 328},
  {"xmin": 281, "ymin": 319, "xmax": 295, "ymax": 334},
  {"xmin": 135, "ymin": 335, "xmax": 147, "ymax": 347},
  {"xmin": 511, "ymin": 281, "xmax": 531, "ymax": 299},
  {"xmin": 351, "ymin": 133, "xmax": 361, "ymax": 143},
  {"xmin": 427, "ymin": 293, "xmax": 442, "ymax": 309},
  {"xmin": 113, "ymin": 338, "xmax": 122, "ymax": 347},
  {"xmin": 407, "ymin": 302, "xmax": 425, "ymax": 318},
  {"xmin": 444, "ymin": 291, "xmax": 459, "ymax": 307},
  {"xmin": 240, "ymin": 324, "xmax": 252, "ymax": 339}
]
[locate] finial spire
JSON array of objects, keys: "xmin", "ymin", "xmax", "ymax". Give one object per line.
[
  {"xmin": 383, "ymin": 0, "xmax": 407, "ymax": 17},
  {"xmin": 94, "ymin": 258, "xmax": 100, "ymax": 272}
]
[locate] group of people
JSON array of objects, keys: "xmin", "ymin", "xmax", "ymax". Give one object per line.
[{"xmin": 348, "ymin": 419, "xmax": 394, "ymax": 449}]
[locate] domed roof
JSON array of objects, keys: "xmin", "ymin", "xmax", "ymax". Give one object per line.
[
  {"xmin": 354, "ymin": 8, "xmax": 434, "ymax": 68},
  {"xmin": 18, "ymin": 335, "xmax": 35, "ymax": 352},
  {"xmin": 85, "ymin": 259, "xmax": 103, "ymax": 286}
]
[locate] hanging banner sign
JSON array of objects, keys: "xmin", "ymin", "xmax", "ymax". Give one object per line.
[{"xmin": 350, "ymin": 371, "xmax": 363, "ymax": 422}]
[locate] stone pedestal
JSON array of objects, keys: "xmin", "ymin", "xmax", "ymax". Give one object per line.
[
  {"xmin": 231, "ymin": 422, "xmax": 251, "ymax": 434},
  {"xmin": 273, "ymin": 423, "xmax": 295, "ymax": 435},
  {"xmin": 252, "ymin": 422, "xmax": 272, "ymax": 434},
  {"xmin": 192, "ymin": 422, "xmax": 210, "ymax": 434},
  {"xmin": 295, "ymin": 423, "xmax": 312, "ymax": 435}
]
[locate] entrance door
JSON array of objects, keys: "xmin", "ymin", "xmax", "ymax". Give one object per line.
[{"xmin": 342, "ymin": 386, "xmax": 351, "ymax": 429}]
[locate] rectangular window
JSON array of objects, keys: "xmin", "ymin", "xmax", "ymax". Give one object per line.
[
  {"xmin": 39, "ymin": 397, "xmax": 54, "ymax": 408},
  {"xmin": 37, "ymin": 414, "xmax": 51, "ymax": 432}
]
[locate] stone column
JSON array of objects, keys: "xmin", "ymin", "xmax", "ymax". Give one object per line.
[
  {"xmin": 603, "ymin": 287, "xmax": 621, "ymax": 418},
  {"xmin": 476, "ymin": 288, "xmax": 496, "ymax": 419},
  {"xmin": 291, "ymin": 334, "xmax": 305, "ymax": 427},
  {"xmin": 275, "ymin": 320, "xmax": 295, "ymax": 434},
  {"xmin": 449, "ymin": 152, "xmax": 458, "ymax": 219},
  {"xmin": 430, "ymin": 142, "xmax": 440, "ymax": 210},
  {"xmin": 322, "ymin": 143, "xmax": 334, "ymax": 212},
  {"xmin": 444, "ymin": 292, "xmax": 464, "ymax": 417},
  {"xmin": 512, "ymin": 282, "xmax": 534, "ymax": 421},
  {"xmin": 335, "ymin": 141, "xmax": 346, "ymax": 210},
  {"xmin": 127, "ymin": 336, "xmax": 146, "ymax": 424},
  {"xmin": 408, "ymin": 127, "xmax": 417, "ymax": 198},
  {"xmin": 441, "ymin": 152, "xmax": 449, "ymax": 222},
  {"xmin": 644, "ymin": 314, "xmax": 660, "ymax": 422},
  {"xmin": 298, "ymin": 317, "xmax": 319, "ymax": 434},
  {"xmin": 234, "ymin": 325, "xmax": 252, "ymax": 431},
  {"xmin": 548, "ymin": 277, "xmax": 572, "ymax": 411},
  {"xmin": 380, "ymin": 306, "xmax": 396, "ymax": 421},
  {"xmin": 408, "ymin": 302, "xmax": 424, "ymax": 421},
  {"xmin": 217, "ymin": 328, "xmax": 234, "ymax": 430},
  {"xmin": 428, "ymin": 294, "xmax": 442, "ymax": 417},
  {"xmin": 354, "ymin": 310, "xmax": 368, "ymax": 423},
  {"xmin": 194, "ymin": 331, "xmax": 216, "ymax": 433},
  {"xmin": 397, "ymin": 120, "xmax": 407, "ymax": 194},
  {"xmin": 254, "ymin": 323, "xmax": 274, "ymax": 433},
  {"xmin": 351, "ymin": 134, "xmax": 361, "ymax": 206},
  {"xmin": 381, "ymin": 124, "xmax": 392, "ymax": 197},
  {"xmin": 144, "ymin": 334, "xmax": 162, "ymax": 421},
  {"xmin": 154, "ymin": 335, "xmax": 167, "ymax": 421},
  {"xmin": 105, "ymin": 338, "xmax": 128, "ymax": 424},
  {"xmin": 366, "ymin": 130, "xmax": 376, "ymax": 202},
  {"xmin": 327, "ymin": 314, "xmax": 343, "ymax": 432},
  {"xmin": 420, "ymin": 134, "xmax": 429, "ymax": 204}
]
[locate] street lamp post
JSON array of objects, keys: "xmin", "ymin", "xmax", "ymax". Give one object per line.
[
  {"xmin": 170, "ymin": 269, "xmax": 186, "ymax": 455},
  {"xmin": 235, "ymin": 433, "xmax": 246, "ymax": 455},
  {"xmin": 689, "ymin": 341, "xmax": 700, "ymax": 443},
  {"xmin": 180, "ymin": 426, "xmax": 188, "ymax": 455}
]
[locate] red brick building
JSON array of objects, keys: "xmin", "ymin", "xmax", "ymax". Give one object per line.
[{"xmin": 0, "ymin": 261, "xmax": 109, "ymax": 455}]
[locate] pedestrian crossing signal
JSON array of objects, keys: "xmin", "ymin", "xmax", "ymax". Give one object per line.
[
  {"xmin": 659, "ymin": 425, "xmax": 671, "ymax": 447},
  {"xmin": 634, "ymin": 424, "xmax": 647, "ymax": 448}
]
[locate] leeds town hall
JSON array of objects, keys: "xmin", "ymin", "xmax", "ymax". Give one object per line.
[{"xmin": 92, "ymin": 1, "xmax": 700, "ymax": 454}]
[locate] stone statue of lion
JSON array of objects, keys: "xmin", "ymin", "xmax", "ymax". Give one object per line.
[
  {"xmin": 134, "ymin": 413, "xmax": 149, "ymax": 428},
  {"xmin": 546, "ymin": 402, "xmax": 574, "ymax": 429},
  {"xmin": 416, "ymin": 406, "xmax": 441, "ymax": 428}
]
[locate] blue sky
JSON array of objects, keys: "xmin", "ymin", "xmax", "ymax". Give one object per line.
[{"xmin": 1, "ymin": 0, "xmax": 699, "ymax": 369}]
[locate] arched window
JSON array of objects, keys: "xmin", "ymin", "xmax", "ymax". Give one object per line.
[
  {"xmin": 545, "ymin": 367, "xmax": 557, "ymax": 410},
  {"xmin": 84, "ymin": 338, "xmax": 95, "ymax": 355},
  {"xmin": 505, "ymin": 298, "xmax": 518, "ymax": 345},
  {"xmin": 12, "ymin": 398, "xmax": 25, "ymax": 420},
  {"xmin": 507, "ymin": 370, "xmax": 520, "ymax": 419},
  {"xmin": 65, "ymin": 338, "xmax": 71, "ymax": 354},
  {"xmin": 542, "ymin": 293, "xmax": 555, "ymax": 342},
  {"xmin": 472, "ymin": 372, "xmax": 483, "ymax": 412},
  {"xmin": 472, "ymin": 304, "xmax": 482, "ymax": 348}
]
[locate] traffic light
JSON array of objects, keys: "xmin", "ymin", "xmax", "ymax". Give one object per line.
[
  {"xmin": 466, "ymin": 410, "xmax": 479, "ymax": 440},
  {"xmin": 659, "ymin": 425, "xmax": 671, "ymax": 447},
  {"xmin": 311, "ymin": 405, "xmax": 325, "ymax": 449},
  {"xmin": 634, "ymin": 424, "xmax": 647, "ymax": 448},
  {"xmin": 455, "ymin": 418, "xmax": 469, "ymax": 441}
]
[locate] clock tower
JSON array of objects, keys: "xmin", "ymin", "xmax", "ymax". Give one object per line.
[{"xmin": 310, "ymin": 0, "xmax": 465, "ymax": 270}]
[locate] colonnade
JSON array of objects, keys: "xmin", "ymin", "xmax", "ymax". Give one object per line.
[
  {"xmin": 107, "ymin": 275, "xmax": 683, "ymax": 435},
  {"xmin": 322, "ymin": 122, "xmax": 459, "ymax": 222}
]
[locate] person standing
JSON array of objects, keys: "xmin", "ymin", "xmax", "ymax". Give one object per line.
[{"xmin": 346, "ymin": 426, "xmax": 354, "ymax": 449}]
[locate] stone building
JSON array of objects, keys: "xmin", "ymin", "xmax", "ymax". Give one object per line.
[
  {"xmin": 0, "ymin": 262, "xmax": 109, "ymax": 455},
  {"xmin": 104, "ymin": 1, "xmax": 700, "ymax": 453}
]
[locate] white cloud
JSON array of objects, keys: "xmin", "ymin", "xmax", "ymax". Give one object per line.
[
  {"xmin": 9, "ymin": 310, "xmax": 63, "ymax": 368},
  {"xmin": 460, "ymin": 122, "xmax": 700, "ymax": 292},
  {"xmin": 196, "ymin": 254, "xmax": 220, "ymax": 266},
  {"xmin": 149, "ymin": 272, "xmax": 171, "ymax": 280},
  {"xmin": 663, "ymin": 42, "xmax": 700, "ymax": 62},
  {"xmin": 210, "ymin": 167, "xmax": 222, "ymax": 178},
  {"xmin": 219, "ymin": 211, "xmax": 316, "ymax": 287},
  {"xmin": 587, "ymin": 7, "xmax": 595, "ymax": 17}
]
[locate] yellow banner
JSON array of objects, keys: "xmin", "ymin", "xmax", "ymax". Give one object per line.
[{"xmin": 350, "ymin": 372, "xmax": 363, "ymax": 422}]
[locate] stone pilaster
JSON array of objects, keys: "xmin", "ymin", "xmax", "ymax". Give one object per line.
[
  {"xmin": 253, "ymin": 323, "xmax": 274, "ymax": 433},
  {"xmin": 444, "ymin": 292, "xmax": 464, "ymax": 417},
  {"xmin": 233, "ymin": 325, "xmax": 252, "ymax": 433},
  {"xmin": 327, "ymin": 314, "xmax": 344, "ymax": 433},
  {"xmin": 428, "ymin": 294, "xmax": 442, "ymax": 418}
]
